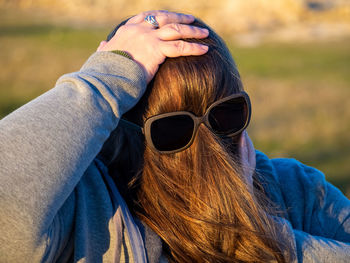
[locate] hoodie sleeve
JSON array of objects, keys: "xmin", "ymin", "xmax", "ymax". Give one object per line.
[
  {"xmin": 256, "ymin": 151, "xmax": 350, "ymax": 262},
  {"xmin": 271, "ymin": 157, "xmax": 350, "ymax": 243},
  {"xmin": 272, "ymin": 216, "xmax": 350, "ymax": 263},
  {"xmin": 292, "ymin": 228, "xmax": 350, "ymax": 262},
  {"xmin": 0, "ymin": 51, "xmax": 146, "ymax": 262}
]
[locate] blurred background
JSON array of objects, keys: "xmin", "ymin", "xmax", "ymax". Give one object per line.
[{"xmin": 0, "ymin": 0, "xmax": 349, "ymax": 196}]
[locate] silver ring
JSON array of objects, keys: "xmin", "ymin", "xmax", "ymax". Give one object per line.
[{"xmin": 144, "ymin": 15, "xmax": 159, "ymax": 29}]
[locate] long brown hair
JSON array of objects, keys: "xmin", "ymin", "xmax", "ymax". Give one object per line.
[{"xmin": 109, "ymin": 19, "xmax": 293, "ymax": 262}]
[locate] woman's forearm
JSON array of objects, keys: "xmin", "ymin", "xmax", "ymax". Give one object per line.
[{"xmin": 0, "ymin": 51, "xmax": 146, "ymax": 261}]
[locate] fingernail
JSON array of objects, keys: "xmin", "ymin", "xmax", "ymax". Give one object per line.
[{"xmin": 201, "ymin": 45, "xmax": 209, "ymax": 51}]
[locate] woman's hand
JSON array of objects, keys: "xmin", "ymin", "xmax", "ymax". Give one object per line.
[
  {"xmin": 239, "ymin": 131, "xmax": 256, "ymax": 190},
  {"xmin": 97, "ymin": 10, "xmax": 209, "ymax": 83}
]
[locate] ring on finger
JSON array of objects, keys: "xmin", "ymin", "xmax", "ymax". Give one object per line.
[{"xmin": 144, "ymin": 15, "xmax": 159, "ymax": 29}]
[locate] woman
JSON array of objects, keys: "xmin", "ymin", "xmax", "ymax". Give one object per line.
[
  {"xmin": 0, "ymin": 10, "xmax": 349, "ymax": 263},
  {"xmin": 103, "ymin": 14, "xmax": 350, "ymax": 263},
  {"xmin": 105, "ymin": 17, "xmax": 293, "ymax": 263}
]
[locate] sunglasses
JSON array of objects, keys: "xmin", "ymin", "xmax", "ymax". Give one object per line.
[{"xmin": 119, "ymin": 91, "xmax": 251, "ymax": 154}]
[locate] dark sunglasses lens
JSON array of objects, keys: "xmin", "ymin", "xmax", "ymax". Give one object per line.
[
  {"xmin": 208, "ymin": 97, "xmax": 248, "ymax": 135},
  {"xmin": 150, "ymin": 114, "xmax": 194, "ymax": 151}
]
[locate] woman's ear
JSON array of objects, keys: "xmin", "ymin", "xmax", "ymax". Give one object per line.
[
  {"xmin": 239, "ymin": 131, "xmax": 256, "ymax": 188},
  {"xmin": 97, "ymin": 40, "xmax": 108, "ymax": 51}
]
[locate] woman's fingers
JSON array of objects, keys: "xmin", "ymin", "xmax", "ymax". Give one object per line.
[
  {"xmin": 99, "ymin": 10, "xmax": 209, "ymax": 82},
  {"xmin": 157, "ymin": 24, "xmax": 209, "ymax": 57},
  {"xmin": 148, "ymin": 11, "xmax": 195, "ymax": 27},
  {"xmin": 157, "ymin": 23, "xmax": 209, "ymax": 41},
  {"xmin": 127, "ymin": 10, "xmax": 194, "ymax": 26},
  {"xmin": 239, "ymin": 131, "xmax": 256, "ymax": 189},
  {"xmin": 160, "ymin": 40, "xmax": 208, "ymax": 57},
  {"xmin": 240, "ymin": 131, "xmax": 256, "ymax": 169},
  {"xmin": 245, "ymin": 132, "xmax": 256, "ymax": 170}
]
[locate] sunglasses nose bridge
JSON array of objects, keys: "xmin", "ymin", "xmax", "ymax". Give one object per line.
[{"xmin": 193, "ymin": 115, "xmax": 208, "ymax": 132}]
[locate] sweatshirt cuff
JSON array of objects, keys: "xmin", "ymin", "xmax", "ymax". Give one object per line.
[
  {"xmin": 77, "ymin": 51, "xmax": 147, "ymax": 116},
  {"xmin": 80, "ymin": 51, "xmax": 147, "ymax": 92}
]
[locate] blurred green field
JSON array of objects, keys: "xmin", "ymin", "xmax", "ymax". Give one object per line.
[{"xmin": 1, "ymin": 9, "xmax": 349, "ymax": 197}]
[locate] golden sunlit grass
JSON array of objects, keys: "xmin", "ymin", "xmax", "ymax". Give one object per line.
[{"xmin": 0, "ymin": 8, "xmax": 349, "ymax": 196}]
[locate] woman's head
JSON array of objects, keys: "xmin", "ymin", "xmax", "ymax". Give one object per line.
[
  {"xmin": 123, "ymin": 18, "xmax": 243, "ymax": 124},
  {"xmin": 109, "ymin": 17, "xmax": 293, "ymax": 262},
  {"xmin": 147, "ymin": 20, "xmax": 242, "ymax": 112}
]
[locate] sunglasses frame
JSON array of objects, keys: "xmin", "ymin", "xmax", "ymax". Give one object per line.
[{"xmin": 141, "ymin": 91, "xmax": 251, "ymax": 154}]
